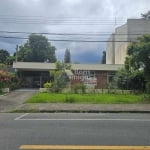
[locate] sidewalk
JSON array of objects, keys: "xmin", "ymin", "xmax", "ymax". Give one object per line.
[
  {"xmin": 0, "ymin": 89, "xmax": 38, "ymax": 112},
  {"xmin": 15, "ymin": 103, "xmax": 150, "ymax": 113}
]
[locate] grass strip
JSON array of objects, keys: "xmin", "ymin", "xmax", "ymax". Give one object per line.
[{"xmin": 26, "ymin": 93, "xmax": 147, "ymax": 104}]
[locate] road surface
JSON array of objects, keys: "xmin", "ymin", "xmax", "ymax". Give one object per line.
[{"xmin": 0, "ymin": 113, "xmax": 150, "ymax": 150}]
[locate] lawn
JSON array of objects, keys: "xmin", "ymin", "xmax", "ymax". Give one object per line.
[{"xmin": 26, "ymin": 93, "xmax": 147, "ymax": 104}]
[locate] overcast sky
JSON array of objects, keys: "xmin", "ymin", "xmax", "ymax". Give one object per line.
[{"xmin": 0, "ymin": 0, "xmax": 149, "ymax": 63}]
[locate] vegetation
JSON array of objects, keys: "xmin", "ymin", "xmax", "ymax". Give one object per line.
[
  {"xmin": 141, "ymin": 10, "xmax": 150, "ymax": 19},
  {"xmin": 71, "ymin": 83, "xmax": 86, "ymax": 94},
  {"xmin": 0, "ymin": 49, "xmax": 15, "ymax": 65},
  {"xmin": 26, "ymin": 93, "xmax": 146, "ymax": 104},
  {"xmin": 18, "ymin": 34, "xmax": 56, "ymax": 62},
  {"xmin": 0, "ymin": 70, "xmax": 19, "ymax": 92},
  {"xmin": 43, "ymin": 82, "xmax": 52, "ymax": 88},
  {"xmin": 64, "ymin": 48, "xmax": 71, "ymax": 63},
  {"xmin": 113, "ymin": 34, "xmax": 150, "ymax": 93},
  {"xmin": 0, "ymin": 70, "xmax": 11, "ymax": 90},
  {"xmin": 101, "ymin": 51, "xmax": 106, "ymax": 64},
  {"xmin": 0, "ymin": 49, "xmax": 9, "ymax": 64},
  {"xmin": 49, "ymin": 61, "xmax": 71, "ymax": 92}
]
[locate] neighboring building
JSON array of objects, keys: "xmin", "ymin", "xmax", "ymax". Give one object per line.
[
  {"xmin": 13, "ymin": 62, "xmax": 123, "ymax": 89},
  {"xmin": 106, "ymin": 19, "xmax": 150, "ymax": 64}
]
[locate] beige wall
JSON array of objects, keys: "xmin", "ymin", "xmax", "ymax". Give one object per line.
[
  {"xmin": 106, "ymin": 35, "xmax": 115, "ymax": 64},
  {"xmin": 106, "ymin": 19, "xmax": 150, "ymax": 65},
  {"xmin": 114, "ymin": 24, "xmax": 128, "ymax": 64}
]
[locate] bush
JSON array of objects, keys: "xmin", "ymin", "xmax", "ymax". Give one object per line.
[
  {"xmin": 43, "ymin": 82, "xmax": 52, "ymax": 88},
  {"xmin": 71, "ymin": 83, "xmax": 86, "ymax": 94},
  {"xmin": 0, "ymin": 70, "xmax": 11, "ymax": 90},
  {"xmin": 65, "ymin": 95, "xmax": 75, "ymax": 103},
  {"xmin": 146, "ymin": 81, "xmax": 150, "ymax": 94}
]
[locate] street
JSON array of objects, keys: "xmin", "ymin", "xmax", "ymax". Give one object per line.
[{"xmin": 0, "ymin": 113, "xmax": 150, "ymax": 150}]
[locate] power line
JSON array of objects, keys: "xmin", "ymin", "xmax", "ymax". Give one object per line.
[
  {"xmin": 0, "ymin": 35, "xmax": 132, "ymax": 42},
  {"xmin": 0, "ymin": 16, "xmax": 126, "ymax": 25},
  {"xmin": 0, "ymin": 30, "xmax": 148, "ymax": 36}
]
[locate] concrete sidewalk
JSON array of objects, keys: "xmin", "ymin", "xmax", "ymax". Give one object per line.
[
  {"xmin": 15, "ymin": 103, "xmax": 150, "ymax": 113},
  {"xmin": 0, "ymin": 89, "xmax": 38, "ymax": 112}
]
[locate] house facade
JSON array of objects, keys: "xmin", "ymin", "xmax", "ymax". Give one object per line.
[{"xmin": 13, "ymin": 62, "xmax": 123, "ymax": 89}]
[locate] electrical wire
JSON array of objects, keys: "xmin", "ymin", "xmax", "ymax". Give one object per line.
[
  {"xmin": 0, "ymin": 35, "xmax": 133, "ymax": 42},
  {"xmin": 0, "ymin": 16, "xmax": 127, "ymax": 25}
]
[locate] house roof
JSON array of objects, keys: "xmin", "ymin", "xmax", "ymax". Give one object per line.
[{"xmin": 13, "ymin": 62, "xmax": 123, "ymax": 71}]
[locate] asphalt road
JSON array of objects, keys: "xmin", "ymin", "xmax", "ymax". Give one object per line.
[{"xmin": 0, "ymin": 113, "xmax": 150, "ymax": 150}]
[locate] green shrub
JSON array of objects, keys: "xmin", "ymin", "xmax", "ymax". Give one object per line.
[
  {"xmin": 71, "ymin": 83, "xmax": 86, "ymax": 94},
  {"xmin": 65, "ymin": 95, "xmax": 75, "ymax": 103},
  {"xmin": 43, "ymin": 82, "xmax": 52, "ymax": 88}
]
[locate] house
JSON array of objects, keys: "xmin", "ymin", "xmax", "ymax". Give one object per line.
[{"xmin": 13, "ymin": 62, "xmax": 123, "ymax": 88}]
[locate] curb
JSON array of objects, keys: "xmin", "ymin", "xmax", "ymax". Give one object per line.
[
  {"xmin": 11, "ymin": 109, "xmax": 150, "ymax": 113},
  {"xmin": 20, "ymin": 145, "xmax": 150, "ymax": 150}
]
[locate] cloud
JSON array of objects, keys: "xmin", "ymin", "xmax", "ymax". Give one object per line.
[{"xmin": 0, "ymin": 0, "xmax": 150, "ymax": 63}]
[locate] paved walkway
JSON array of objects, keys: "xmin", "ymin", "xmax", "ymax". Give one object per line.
[
  {"xmin": 0, "ymin": 89, "xmax": 38, "ymax": 112},
  {"xmin": 0, "ymin": 89, "xmax": 150, "ymax": 113}
]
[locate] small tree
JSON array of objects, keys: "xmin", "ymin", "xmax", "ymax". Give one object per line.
[
  {"xmin": 0, "ymin": 49, "xmax": 9, "ymax": 64},
  {"xmin": 64, "ymin": 48, "xmax": 71, "ymax": 63},
  {"xmin": 0, "ymin": 71, "xmax": 11, "ymax": 91},
  {"xmin": 50, "ymin": 61, "xmax": 70, "ymax": 92},
  {"xmin": 113, "ymin": 34, "xmax": 150, "ymax": 93},
  {"xmin": 101, "ymin": 51, "xmax": 106, "ymax": 64}
]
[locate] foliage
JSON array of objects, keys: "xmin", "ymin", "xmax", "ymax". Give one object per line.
[
  {"xmin": 0, "ymin": 70, "xmax": 11, "ymax": 90},
  {"xmin": 6, "ymin": 56, "xmax": 15, "ymax": 65},
  {"xmin": 0, "ymin": 63, "xmax": 7, "ymax": 70},
  {"xmin": 101, "ymin": 51, "xmax": 106, "ymax": 64},
  {"xmin": 0, "ymin": 49, "xmax": 10, "ymax": 64},
  {"xmin": 18, "ymin": 34, "xmax": 56, "ymax": 62},
  {"xmin": 113, "ymin": 34, "xmax": 150, "ymax": 92},
  {"xmin": 113, "ymin": 69, "xmax": 145, "ymax": 92},
  {"xmin": 52, "ymin": 70, "xmax": 69, "ymax": 92},
  {"xmin": 9, "ymin": 76, "xmax": 20, "ymax": 90},
  {"xmin": 56, "ymin": 61, "xmax": 64, "ymax": 70},
  {"xmin": 146, "ymin": 82, "xmax": 150, "ymax": 94},
  {"xmin": 43, "ymin": 82, "xmax": 52, "ymax": 88},
  {"xmin": 26, "ymin": 93, "xmax": 146, "ymax": 104},
  {"xmin": 127, "ymin": 34, "xmax": 150, "ymax": 90},
  {"xmin": 0, "ymin": 70, "xmax": 19, "ymax": 91},
  {"xmin": 65, "ymin": 95, "xmax": 75, "ymax": 103},
  {"xmin": 64, "ymin": 48, "xmax": 71, "ymax": 63},
  {"xmin": 49, "ymin": 61, "xmax": 71, "ymax": 92},
  {"xmin": 141, "ymin": 10, "xmax": 150, "ymax": 19},
  {"xmin": 127, "ymin": 34, "xmax": 150, "ymax": 77},
  {"xmin": 71, "ymin": 83, "xmax": 86, "ymax": 94},
  {"xmin": 55, "ymin": 61, "xmax": 71, "ymax": 70}
]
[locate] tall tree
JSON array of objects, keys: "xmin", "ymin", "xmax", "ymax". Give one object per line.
[
  {"xmin": 114, "ymin": 34, "xmax": 150, "ymax": 92},
  {"xmin": 18, "ymin": 34, "xmax": 56, "ymax": 62},
  {"xmin": 0, "ymin": 49, "xmax": 9, "ymax": 64},
  {"xmin": 127, "ymin": 34, "xmax": 150, "ymax": 81},
  {"xmin": 101, "ymin": 51, "xmax": 106, "ymax": 64},
  {"xmin": 112, "ymin": 34, "xmax": 150, "ymax": 92},
  {"xmin": 64, "ymin": 48, "xmax": 71, "ymax": 63}
]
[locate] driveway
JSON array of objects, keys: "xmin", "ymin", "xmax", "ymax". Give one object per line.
[{"xmin": 0, "ymin": 89, "xmax": 38, "ymax": 112}]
